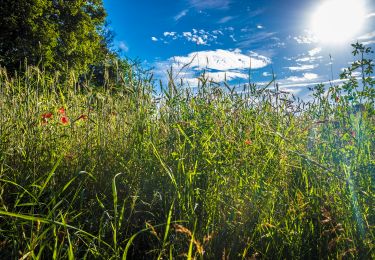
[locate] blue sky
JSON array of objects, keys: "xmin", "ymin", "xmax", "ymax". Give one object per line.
[{"xmin": 103, "ymin": 0, "xmax": 375, "ymax": 97}]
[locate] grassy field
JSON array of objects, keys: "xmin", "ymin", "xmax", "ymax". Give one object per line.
[{"xmin": 0, "ymin": 44, "xmax": 374, "ymax": 259}]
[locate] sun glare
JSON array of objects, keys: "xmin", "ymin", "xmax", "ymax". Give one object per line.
[{"xmin": 311, "ymin": 0, "xmax": 366, "ymax": 44}]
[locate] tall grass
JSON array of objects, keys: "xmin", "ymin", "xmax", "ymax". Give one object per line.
[{"xmin": 0, "ymin": 44, "xmax": 374, "ymax": 259}]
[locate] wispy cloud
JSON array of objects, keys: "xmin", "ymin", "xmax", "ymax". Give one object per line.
[
  {"xmin": 308, "ymin": 47, "xmax": 322, "ymax": 56},
  {"xmin": 118, "ymin": 41, "xmax": 129, "ymax": 52},
  {"xmin": 151, "ymin": 37, "xmax": 158, "ymax": 42},
  {"xmin": 286, "ymin": 73, "xmax": 319, "ymax": 82},
  {"xmin": 229, "ymin": 35, "xmax": 237, "ymax": 42},
  {"xmin": 246, "ymin": 7, "xmax": 265, "ymax": 18},
  {"xmin": 278, "ymin": 77, "xmax": 360, "ymax": 90},
  {"xmin": 262, "ymin": 72, "xmax": 272, "ymax": 77},
  {"xmin": 287, "ymin": 64, "xmax": 318, "ymax": 71},
  {"xmin": 358, "ymin": 31, "xmax": 375, "ymax": 40},
  {"xmin": 236, "ymin": 31, "xmax": 276, "ymax": 48},
  {"xmin": 296, "ymin": 56, "xmax": 323, "ymax": 63},
  {"xmin": 285, "ymin": 48, "xmax": 323, "ymax": 65},
  {"xmin": 174, "ymin": 9, "xmax": 188, "ymax": 21},
  {"xmin": 363, "ymin": 40, "xmax": 375, "ymax": 45},
  {"xmin": 188, "ymin": 0, "xmax": 232, "ymax": 10},
  {"xmin": 341, "ymin": 68, "xmax": 361, "ymax": 77},
  {"xmin": 357, "ymin": 31, "xmax": 375, "ymax": 45},
  {"xmin": 218, "ymin": 16, "xmax": 235, "ymax": 24},
  {"xmin": 212, "ymin": 30, "xmax": 224, "ymax": 35},
  {"xmin": 293, "ymin": 30, "xmax": 317, "ymax": 44}
]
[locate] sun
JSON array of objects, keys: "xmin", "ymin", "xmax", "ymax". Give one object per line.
[{"xmin": 310, "ymin": 0, "xmax": 366, "ymax": 44}]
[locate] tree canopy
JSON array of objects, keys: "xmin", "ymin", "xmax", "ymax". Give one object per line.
[{"xmin": 0, "ymin": 0, "xmax": 110, "ymax": 73}]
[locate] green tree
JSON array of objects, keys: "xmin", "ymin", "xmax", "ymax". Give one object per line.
[{"xmin": 0, "ymin": 0, "xmax": 109, "ymax": 74}]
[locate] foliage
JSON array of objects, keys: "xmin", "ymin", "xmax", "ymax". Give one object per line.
[
  {"xmin": 0, "ymin": 44, "xmax": 373, "ymax": 259},
  {"xmin": 0, "ymin": 0, "xmax": 108, "ymax": 74}
]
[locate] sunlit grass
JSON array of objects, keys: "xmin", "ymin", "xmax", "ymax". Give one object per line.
[{"xmin": 0, "ymin": 44, "xmax": 374, "ymax": 259}]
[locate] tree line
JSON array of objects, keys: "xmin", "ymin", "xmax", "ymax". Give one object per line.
[{"xmin": 0, "ymin": 0, "xmax": 129, "ymax": 84}]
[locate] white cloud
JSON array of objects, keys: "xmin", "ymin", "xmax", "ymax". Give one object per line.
[
  {"xmin": 174, "ymin": 9, "xmax": 188, "ymax": 21},
  {"xmin": 257, "ymin": 25, "xmax": 264, "ymax": 29},
  {"xmin": 229, "ymin": 35, "xmax": 237, "ymax": 42},
  {"xmin": 262, "ymin": 72, "xmax": 272, "ymax": 77},
  {"xmin": 118, "ymin": 41, "xmax": 129, "ymax": 52},
  {"xmin": 158, "ymin": 29, "xmax": 232, "ymax": 46},
  {"xmin": 212, "ymin": 30, "xmax": 224, "ymax": 35},
  {"xmin": 308, "ymin": 47, "xmax": 322, "ymax": 56},
  {"xmin": 218, "ymin": 16, "xmax": 235, "ymax": 23},
  {"xmin": 151, "ymin": 37, "xmax": 158, "ymax": 42},
  {"xmin": 293, "ymin": 31, "xmax": 318, "ymax": 44},
  {"xmin": 185, "ymin": 34, "xmax": 206, "ymax": 45},
  {"xmin": 287, "ymin": 64, "xmax": 318, "ymax": 71},
  {"xmin": 172, "ymin": 49, "xmax": 271, "ymax": 71},
  {"xmin": 181, "ymin": 29, "xmax": 218, "ymax": 45},
  {"xmin": 363, "ymin": 40, "xmax": 375, "ymax": 45},
  {"xmin": 277, "ymin": 76, "xmax": 375, "ymax": 99},
  {"xmin": 296, "ymin": 56, "xmax": 323, "ymax": 62},
  {"xmin": 188, "ymin": 0, "xmax": 231, "ymax": 10},
  {"xmin": 358, "ymin": 31, "xmax": 375, "ymax": 40},
  {"xmin": 164, "ymin": 32, "xmax": 177, "ymax": 37},
  {"xmin": 154, "ymin": 49, "xmax": 271, "ymax": 86},
  {"xmin": 279, "ymin": 77, "xmax": 353, "ymax": 89},
  {"xmin": 194, "ymin": 37, "xmax": 206, "ymax": 45},
  {"xmin": 286, "ymin": 73, "xmax": 318, "ymax": 82},
  {"xmin": 358, "ymin": 31, "xmax": 375, "ymax": 45},
  {"xmin": 341, "ymin": 68, "xmax": 362, "ymax": 77},
  {"xmin": 366, "ymin": 12, "xmax": 375, "ymax": 18},
  {"xmin": 205, "ymin": 71, "xmax": 248, "ymax": 82},
  {"xmin": 236, "ymin": 32, "xmax": 276, "ymax": 48}
]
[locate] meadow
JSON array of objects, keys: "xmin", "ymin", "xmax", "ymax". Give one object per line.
[{"xmin": 0, "ymin": 44, "xmax": 374, "ymax": 259}]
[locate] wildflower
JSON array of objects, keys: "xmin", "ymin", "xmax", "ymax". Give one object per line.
[
  {"xmin": 60, "ymin": 116, "xmax": 69, "ymax": 125},
  {"xmin": 245, "ymin": 139, "xmax": 252, "ymax": 145},
  {"xmin": 41, "ymin": 112, "xmax": 53, "ymax": 119},
  {"xmin": 41, "ymin": 112, "xmax": 53, "ymax": 125},
  {"xmin": 58, "ymin": 107, "xmax": 66, "ymax": 115},
  {"xmin": 78, "ymin": 114, "xmax": 88, "ymax": 120},
  {"xmin": 335, "ymin": 96, "xmax": 340, "ymax": 102}
]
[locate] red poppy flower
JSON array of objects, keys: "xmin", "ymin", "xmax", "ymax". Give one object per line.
[
  {"xmin": 42, "ymin": 112, "xmax": 53, "ymax": 119},
  {"xmin": 245, "ymin": 139, "xmax": 252, "ymax": 145},
  {"xmin": 58, "ymin": 107, "xmax": 66, "ymax": 115},
  {"xmin": 60, "ymin": 116, "xmax": 69, "ymax": 125},
  {"xmin": 78, "ymin": 114, "xmax": 88, "ymax": 120},
  {"xmin": 41, "ymin": 112, "xmax": 53, "ymax": 125}
]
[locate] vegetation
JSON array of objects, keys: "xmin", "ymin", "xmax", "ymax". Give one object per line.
[
  {"xmin": 0, "ymin": 43, "xmax": 374, "ymax": 259},
  {"xmin": 0, "ymin": 0, "xmax": 110, "ymax": 74}
]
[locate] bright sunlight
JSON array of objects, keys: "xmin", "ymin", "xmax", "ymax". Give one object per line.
[{"xmin": 311, "ymin": 0, "xmax": 366, "ymax": 44}]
